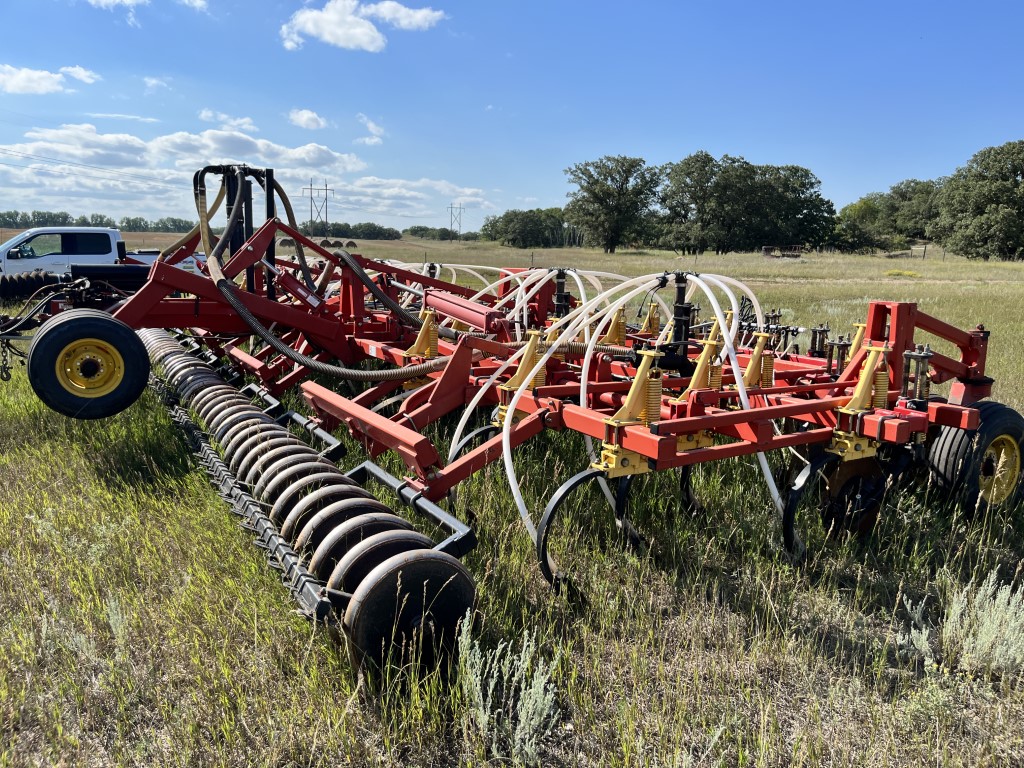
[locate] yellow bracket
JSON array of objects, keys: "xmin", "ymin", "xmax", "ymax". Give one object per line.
[
  {"xmin": 593, "ymin": 445, "xmax": 651, "ymax": 479},
  {"xmin": 600, "ymin": 306, "xmax": 627, "ymax": 346},
  {"xmin": 827, "ymin": 430, "xmax": 877, "ymax": 460},
  {"xmin": 607, "ymin": 349, "xmax": 664, "ymax": 426},
  {"xmin": 848, "ymin": 323, "xmax": 867, "ymax": 362},
  {"xmin": 677, "ymin": 430, "xmax": 715, "ymax": 451},
  {"xmin": 591, "ymin": 350, "xmax": 664, "ymax": 478},
  {"xmin": 404, "ymin": 309, "xmax": 438, "ymax": 359},
  {"xmin": 639, "ymin": 302, "xmax": 660, "ymax": 336},
  {"xmin": 494, "ymin": 331, "xmax": 548, "ymax": 428},
  {"xmin": 742, "ymin": 332, "xmax": 772, "ymax": 388},
  {"xmin": 839, "ymin": 345, "xmax": 890, "ymax": 415},
  {"xmin": 672, "ymin": 318, "xmax": 723, "ymax": 403}
]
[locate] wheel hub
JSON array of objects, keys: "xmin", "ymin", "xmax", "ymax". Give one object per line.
[
  {"xmin": 979, "ymin": 434, "xmax": 1021, "ymax": 505},
  {"xmin": 55, "ymin": 338, "xmax": 125, "ymax": 398}
]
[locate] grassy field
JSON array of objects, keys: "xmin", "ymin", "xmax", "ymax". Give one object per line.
[{"xmin": 2, "ymin": 240, "xmax": 1024, "ymax": 766}]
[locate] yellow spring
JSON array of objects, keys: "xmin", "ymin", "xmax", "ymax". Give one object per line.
[
  {"xmin": 641, "ymin": 371, "xmax": 663, "ymax": 424},
  {"xmin": 872, "ymin": 365, "xmax": 889, "ymax": 409},
  {"xmin": 708, "ymin": 362, "xmax": 723, "ymax": 391},
  {"xmin": 760, "ymin": 354, "xmax": 775, "ymax": 388},
  {"xmin": 531, "ymin": 364, "xmax": 547, "ymax": 389},
  {"xmin": 428, "ymin": 321, "xmax": 439, "ymax": 358}
]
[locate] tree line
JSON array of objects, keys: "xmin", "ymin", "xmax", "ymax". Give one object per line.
[
  {"xmin": 0, "ymin": 210, "xmax": 197, "ymax": 232},
  {"xmin": 480, "ymin": 140, "xmax": 1024, "ymax": 260},
  {"xmin": 299, "ymin": 220, "xmax": 403, "ymax": 240}
]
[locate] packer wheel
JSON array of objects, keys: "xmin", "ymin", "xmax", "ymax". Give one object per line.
[
  {"xmin": 278, "ymin": 483, "xmax": 376, "ymax": 543},
  {"xmin": 929, "ymin": 400, "xmax": 1024, "ymax": 512},
  {"xmin": 328, "ymin": 529, "xmax": 434, "ymax": 593},
  {"xmin": 302, "ymin": 508, "xmax": 408, "ymax": 577},
  {"xmin": 345, "ymin": 549, "xmax": 475, "ymax": 671},
  {"xmin": 27, "ymin": 308, "xmax": 149, "ymax": 419}
]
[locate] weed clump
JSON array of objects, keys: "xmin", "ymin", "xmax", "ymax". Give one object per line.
[
  {"xmin": 458, "ymin": 615, "xmax": 559, "ymax": 766},
  {"xmin": 941, "ymin": 568, "xmax": 1024, "ymax": 681}
]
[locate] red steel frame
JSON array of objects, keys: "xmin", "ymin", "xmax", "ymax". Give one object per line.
[{"xmin": 112, "ymin": 220, "xmax": 988, "ymax": 503}]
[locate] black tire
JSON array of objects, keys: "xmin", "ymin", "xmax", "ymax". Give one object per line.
[
  {"xmin": 928, "ymin": 400, "xmax": 1024, "ymax": 513},
  {"xmin": 344, "ymin": 549, "xmax": 475, "ymax": 672},
  {"xmin": 27, "ymin": 308, "xmax": 149, "ymax": 419}
]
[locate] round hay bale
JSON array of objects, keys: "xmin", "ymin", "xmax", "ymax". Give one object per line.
[
  {"xmin": 345, "ymin": 240, "xmax": 357, "ymax": 248},
  {"xmin": 278, "ymin": 237, "xmax": 294, "ymax": 248}
]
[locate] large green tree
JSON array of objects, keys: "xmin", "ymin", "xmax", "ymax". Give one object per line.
[
  {"xmin": 930, "ymin": 140, "xmax": 1024, "ymax": 260},
  {"xmin": 564, "ymin": 155, "xmax": 661, "ymax": 253},
  {"xmin": 661, "ymin": 153, "xmax": 834, "ymax": 252}
]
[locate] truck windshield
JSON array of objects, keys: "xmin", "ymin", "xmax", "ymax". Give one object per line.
[{"xmin": 0, "ymin": 233, "xmax": 23, "ymax": 253}]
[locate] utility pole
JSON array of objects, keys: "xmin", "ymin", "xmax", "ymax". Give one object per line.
[
  {"xmin": 302, "ymin": 178, "xmax": 334, "ymax": 236},
  {"xmin": 447, "ymin": 202, "xmax": 464, "ymax": 241}
]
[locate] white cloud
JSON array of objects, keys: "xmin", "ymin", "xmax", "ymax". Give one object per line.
[
  {"xmin": 143, "ymin": 76, "xmax": 169, "ymax": 92},
  {"xmin": 178, "ymin": 0, "xmax": 208, "ymax": 9},
  {"xmin": 198, "ymin": 109, "xmax": 259, "ymax": 133},
  {"xmin": 354, "ymin": 113, "xmax": 385, "ymax": 145},
  {"xmin": 360, "ymin": 1, "xmax": 445, "ymax": 30},
  {"xmin": 0, "ymin": 64, "xmax": 102, "ymax": 94},
  {"xmin": 87, "ymin": 113, "xmax": 160, "ymax": 123},
  {"xmin": 0, "ymin": 65, "xmax": 65, "ymax": 95},
  {"xmin": 0, "ymin": 122, "xmax": 488, "ymax": 227},
  {"xmin": 280, "ymin": 0, "xmax": 445, "ymax": 52},
  {"xmin": 289, "ymin": 108, "xmax": 328, "ymax": 130},
  {"xmin": 60, "ymin": 66, "xmax": 102, "ymax": 84},
  {"xmin": 87, "ymin": 0, "xmax": 148, "ymax": 26}
]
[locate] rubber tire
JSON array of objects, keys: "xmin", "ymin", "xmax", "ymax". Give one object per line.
[
  {"xmin": 327, "ymin": 529, "xmax": 435, "ymax": 593},
  {"xmin": 27, "ymin": 308, "xmax": 149, "ymax": 419},
  {"xmin": 344, "ymin": 549, "xmax": 475, "ymax": 672},
  {"xmin": 928, "ymin": 400, "xmax": 1024, "ymax": 514}
]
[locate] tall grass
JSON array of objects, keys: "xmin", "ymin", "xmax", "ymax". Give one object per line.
[{"xmin": 2, "ymin": 245, "xmax": 1024, "ymax": 766}]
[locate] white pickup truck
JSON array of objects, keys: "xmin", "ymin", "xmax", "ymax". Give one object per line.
[{"xmin": 0, "ymin": 226, "xmax": 155, "ymax": 276}]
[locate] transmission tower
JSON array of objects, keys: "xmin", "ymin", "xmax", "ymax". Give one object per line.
[
  {"xmin": 302, "ymin": 178, "xmax": 334, "ymax": 235},
  {"xmin": 447, "ymin": 202, "xmax": 464, "ymax": 241}
]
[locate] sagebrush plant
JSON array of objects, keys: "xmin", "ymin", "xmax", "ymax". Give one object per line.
[
  {"xmin": 941, "ymin": 567, "xmax": 1024, "ymax": 681},
  {"xmin": 458, "ymin": 613, "xmax": 559, "ymax": 765}
]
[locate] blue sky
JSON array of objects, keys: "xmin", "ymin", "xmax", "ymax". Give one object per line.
[{"xmin": 0, "ymin": 0, "xmax": 1021, "ymax": 232}]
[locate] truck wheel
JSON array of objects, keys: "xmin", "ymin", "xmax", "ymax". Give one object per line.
[
  {"xmin": 928, "ymin": 400, "xmax": 1024, "ymax": 514},
  {"xmin": 28, "ymin": 308, "xmax": 150, "ymax": 419}
]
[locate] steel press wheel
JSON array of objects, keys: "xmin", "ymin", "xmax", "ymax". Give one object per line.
[
  {"xmin": 928, "ymin": 400, "xmax": 1024, "ymax": 513},
  {"xmin": 344, "ymin": 549, "xmax": 475, "ymax": 672},
  {"xmin": 28, "ymin": 309, "xmax": 149, "ymax": 419},
  {"xmin": 327, "ymin": 529, "xmax": 434, "ymax": 593},
  {"xmin": 305, "ymin": 510, "xmax": 412, "ymax": 579}
]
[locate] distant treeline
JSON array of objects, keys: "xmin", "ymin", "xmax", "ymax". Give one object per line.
[
  {"xmin": 482, "ymin": 140, "xmax": 1024, "ymax": 260},
  {"xmin": 0, "ymin": 211, "xmax": 197, "ymax": 232},
  {"xmin": 401, "ymin": 225, "xmax": 480, "ymax": 241},
  {"xmin": 300, "ymin": 221, "xmax": 403, "ymax": 240}
]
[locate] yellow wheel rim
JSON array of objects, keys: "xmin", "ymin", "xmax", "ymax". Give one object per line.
[
  {"xmin": 55, "ymin": 337, "xmax": 125, "ymax": 399},
  {"xmin": 978, "ymin": 434, "xmax": 1021, "ymax": 505}
]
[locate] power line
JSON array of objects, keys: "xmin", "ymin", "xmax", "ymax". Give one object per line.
[
  {"xmin": 0, "ymin": 147, "xmax": 178, "ymax": 186},
  {"xmin": 0, "ymin": 158, "xmax": 181, "ymax": 191}
]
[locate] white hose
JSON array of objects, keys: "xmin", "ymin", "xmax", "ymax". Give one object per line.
[
  {"xmin": 502, "ymin": 275, "xmax": 669, "ymax": 536},
  {"xmin": 687, "ymin": 275, "xmax": 785, "ymax": 515}
]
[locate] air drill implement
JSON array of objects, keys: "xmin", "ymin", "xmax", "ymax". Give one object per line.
[{"xmin": 2, "ymin": 164, "xmax": 1021, "ymax": 668}]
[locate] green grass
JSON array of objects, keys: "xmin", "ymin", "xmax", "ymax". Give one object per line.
[{"xmin": 3, "ymin": 242, "xmax": 1024, "ymax": 766}]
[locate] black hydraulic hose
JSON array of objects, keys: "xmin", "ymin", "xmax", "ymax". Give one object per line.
[{"xmin": 201, "ymin": 168, "xmax": 451, "ymax": 383}]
